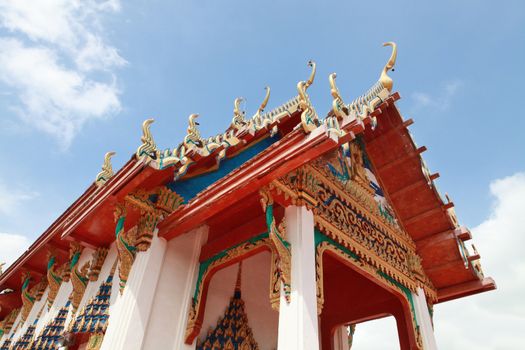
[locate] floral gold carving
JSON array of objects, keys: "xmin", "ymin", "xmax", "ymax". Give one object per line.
[
  {"xmin": 273, "ymin": 146, "xmax": 437, "ymax": 301},
  {"xmin": 260, "ymin": 189, "xmax": 291, "ymax": 305},
  {"xmin": 88, "ymin": 247, "xmax": 109, "ymax": 282}
]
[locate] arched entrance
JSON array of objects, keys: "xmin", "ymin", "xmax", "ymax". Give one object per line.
[{"xmin": 319, "ymin": 251, "xmax": 421, "ymax": 350}]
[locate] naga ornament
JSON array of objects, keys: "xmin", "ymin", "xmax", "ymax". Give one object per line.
[
  {"xmin": 114, "ymin": 203, "xmax": 137, "ymax": 294},
  {"xmin": 379, "ymin": 42, "xmax": 397, "ymax": 92},
  {"xmin": 68, "ymin": 242, "xmax": 89, "ymax": 312},
  {"xmin": 136, "ymin": 119, "xmax": 159, "ymax": 160},
  {"xmin": 46, "ymin": 252, "xmax": 63, "ymax": 308},
  {"xmin": 298, "ymin": 60, "xmax": 318, "ymax": 133},
  {"xmin": 20, "ymin": 272, "xmax": 35, "ymax": 323},
  {"xmin": 95, "ymin": 151, "xmax": 116, "ymax": 187}
]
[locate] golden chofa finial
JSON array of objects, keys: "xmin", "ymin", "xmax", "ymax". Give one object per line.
[
  {"xmin": 379, "ymin": 42, "xmax": 397, "ymax": 92},
  {"xmin": 298, "ymin": 60, "xmax": 316, "ymax": 103},
  {"xmin": 184, "ymin": 113, "xmax": 203, "ymax": 148},
  {"xmin": 95, "ymin": 151, "xmax": 116, "ymax": 187},
  {"xmin": 257, "ymin": 86, "xmax": 271, "ymax": 115},
  {"xmin": 305, "ymin": 60, "xmax": 316, "ymax": 89},
  {"xmin": 328, "ymin": 73, "xmax": 347, "ymax": 119},
  {"xmin": 297, "ymin": 60, "xmax": 318, "ymax": 133},
  {"xmin": 231, "ymin": 97, "xmax": 246, "ymax": 130},
  {"xmin": 136, "ymin": 119, "xmax": 158, "ymax": 160}
]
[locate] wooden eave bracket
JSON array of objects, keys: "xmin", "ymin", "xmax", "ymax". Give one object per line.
[
  {"xmin": 455, "ymin": 226, "xmax": 472, "ymax": 241},
  {"xmin": 437, "ymin": 277, "xmax": 496, "ymax": 303}
]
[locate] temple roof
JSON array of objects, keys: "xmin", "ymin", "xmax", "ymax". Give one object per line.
[{"xmin": 0, "ymin": 42, "xmax": 495, "ymax": 319}]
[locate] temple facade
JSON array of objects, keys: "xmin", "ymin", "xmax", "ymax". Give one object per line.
[{"xmin": 0, "ymin": 43, "xmax": 495, "ymax": 350}]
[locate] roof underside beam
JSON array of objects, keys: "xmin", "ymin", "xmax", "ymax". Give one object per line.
[{"xmin": 437, "ymin": 277, "xmax": 497, "ymax": 303}]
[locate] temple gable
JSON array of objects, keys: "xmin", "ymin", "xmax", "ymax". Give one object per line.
[{"xmin": 196, "ymin": 263, "xmax": 259, "ymax": 350}]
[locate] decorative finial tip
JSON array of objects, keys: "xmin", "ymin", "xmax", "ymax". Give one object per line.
[
  {"xmin": 136, "ymin": 118, "xmax": 157, "ymax": 160},
  {"xmin": 235, "ymin": 261, "xmax": 243, "ymax": 292},
  {"xmin": 305, "ymin": 60, "xmax": 316, "ymax": 88},
  {"xmin": 379, "ymin": 42, "xmax": 397, "ymax": 92},
  {"xmin": 96, "ymin": 151, "xmax": 116, "ymax": 186},
  {"xmin": 143, "ymin": 118, "xmax": 155, "ymax": 127}
]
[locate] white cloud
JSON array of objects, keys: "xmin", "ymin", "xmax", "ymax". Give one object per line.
[
  {"xmin": 351, "ymin": 317, "xmax": 399, "ymax": 349},
  {"xmin": 411, "ymin": 80, "xmax": 463, "ymax": 112},
  {"xmin": 434, "ymin": 172, "xmax": 525, "ymax": 349},
  {"xmin": 0, "ymin": 0, "xmax": 125, "ymax": 148},
  {"xmin": 346, "ymin": 172, "xmax": 525, "ymax": 349},
  {"xmin": 0, "ymin": 232, "xmax": 31, "ymax": 269},
  {"xmin": 0, "ymin": 180, "xmax": 38, "ymax": 216}
]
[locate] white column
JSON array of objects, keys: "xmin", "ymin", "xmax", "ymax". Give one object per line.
[
  {"xmin": 170, "ymin": 225, "xmax": 208, "ymax": 350},
  {"xmin": 100, "ymin": 231, "xmax": 167, "ymax": 350},
  {"xmin": 333, "ymin": 326, "xmax": 350, "ymax": 350},
  {"xmin": 412, "ymin": 288, "xmax": 438, "ymax": 350},
  {"xmin": 141, "ymin": 225, "xmax": 208, "ymax": 350},
  {"xmin": 277, "ymin": 206, "xmax": 320, "ymax": 350}
]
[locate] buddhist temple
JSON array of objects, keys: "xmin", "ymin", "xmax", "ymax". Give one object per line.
[{"xmin": 0, "ymin": 42, "xmax": 495, "ymax": 350}]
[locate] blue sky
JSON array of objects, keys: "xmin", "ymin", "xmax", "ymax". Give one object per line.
[{"xmin": 0, "ymin": 1, "xmax": 524, "ymax": 348}]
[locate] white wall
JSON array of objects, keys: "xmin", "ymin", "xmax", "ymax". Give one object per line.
[
  {"xmin": 100, "ymin": 233, "xmax": 167, "ymax": 350},
  {"xmin": 142, "ymin": 226, "xmax": 207, "ymax": 350},
  {"xmin": 197, "ymin": 251, "xmax": 279, "ymax": 350}
]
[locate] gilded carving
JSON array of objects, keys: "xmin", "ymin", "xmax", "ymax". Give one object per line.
[
  {"xmin": 274, "ymin": 141, "xmax": 436, "ymax": 301},
  {"xmin": 348, "ymin": 141, "xmax": 370, "ymax": 187},
  {"xmin": 136, "ymin": 119, "xmax": 159, "ymax": 160},
  {"xmin": 95, "ymin": 151, "xmax": 115, "ymax": 187},
  {"xmin": 124, "ymin": 185, "xmax": 183, "ymax": 252},
  {"xmin": 232, "ymin": 97, "xmax": 247, "ymax": 131},
  {"xmin": 298, "ymin": 61, "xmax": 318, "ymax": 133},
  {"xmin": 46, "ymin": 251, "xmax": 63, "ymax": 308},
  {"xmin": 70, "ymin": 260, "xmax": 117, "ymax": 337},
  {"xmin": 268, "ymin": 251, "xmax": 281, "ymax": 311},
  {"xmin": 20, "ymin": 272, "xmax": 35, "ymax": 323},
  {"xmin": 155, "ymin": 186, "xmax": 184, "ymax": 214},
  {"xmin": 69, "ymin": 242, "xmax": 89, "ymax": 312},
  {"xmin": 86, "ymin": 332, "xmax": 105, "ymax": 350},
  {"xmin": 343, "ymin": 43, "xmax": 397, "ymax": 124},
  {"xmin": 329, "ymin": 73, "xmax": 349, "ymax": 120},
  {"xmin": 113, "ymin": 186, "xmax": 183, "ymax": 293},
  {"xmin": 88, "ymin": 247, "xmax": 109, "ymax": 281},
  {"xmin": 0, "ymin": 308, "xmax": 20, "ymax": 335},
  {"xmin": 114, "ymin": 203, "xmax": 136, "ymax": 294},
  {"xmin": 259, "ymin": 189, "xmax": 291, "ymax": 305},
  {"xmin": 31, "ymin": 278, "xmax": 47, "ymax": 302},
  {"xmin": 379, "ymin": 42, "xmax": 397, "ymax": 92}
]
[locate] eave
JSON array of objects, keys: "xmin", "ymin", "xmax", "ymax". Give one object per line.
[
  {"xmin": 0, "ymin": 157, "xmax": 148, "ymax": 318},
  {"xmin": 362, "ymin": 99, "xmax": 496, "ymax": 303}
]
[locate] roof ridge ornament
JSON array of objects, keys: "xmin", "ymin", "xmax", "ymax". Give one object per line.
[
  {"xmin": 95, "ymin": 151, "xmax": 115, "ymax": 187},
  {"xmin": 329, "ymin": 73, "xmax": 349, "ymax": 120},
  {"xmin": 379, "ymin": 42, "xmax": 397, "ymax": 92},
  {"xmin": 256, "ymin": 86, "xmax": 271, "ymax": 116},
  {"xmin": 298, "ymin": 60, "xmax": 318, "ymax": 134},
  {"xmin": 231, "ymin": 97, "xmax": 246, "ymax": 130},
  {"xmin": 136, "ymin": 119, "xmax": 158, "ymax": 161},
  {"xmin": 184, "ymin": 114, "xmax": 203, "ymax": 148},
  {"xmin": 305, "ymin": 60, "xmax": 316, "ymax": 89}
]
